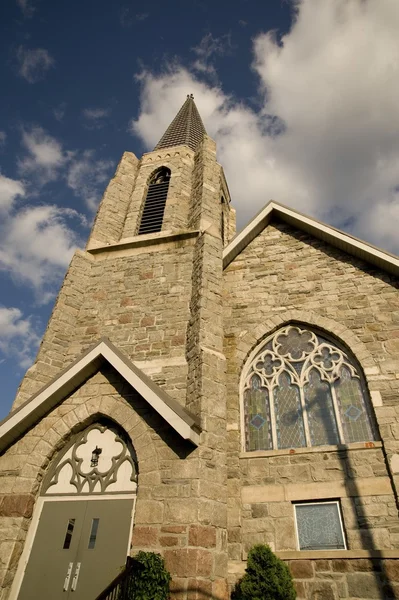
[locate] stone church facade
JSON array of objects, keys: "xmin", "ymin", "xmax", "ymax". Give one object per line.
[{"xmin": 1, "ymin": 96, "xmax": 399, "ymax": 599}]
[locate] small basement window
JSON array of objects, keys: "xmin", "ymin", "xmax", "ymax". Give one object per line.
[{"xmin": 294, "ymin": 501, "xmax": 346, "ymax": 551}]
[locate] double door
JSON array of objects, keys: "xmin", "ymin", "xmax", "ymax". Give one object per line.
[{"xmin": 18, "ymin": 497, "xmax": 134, "ymax": 600}]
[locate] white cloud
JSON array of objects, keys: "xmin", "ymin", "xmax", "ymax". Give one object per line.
[
  {"xmin": 18, "ymin": 126, "xmax": 66, "ymax": 184},
  {"xmin": 119, "ymin": 7, "xmax": 149, "ymax": 27},
  {"xmin": 17, "ymin": 127, "xmax": 113, "ymax": 209},
  {"xmin": 82, "ymin": 107, "xmax": 111, "ymax": 129},
  {"xmin": 0, "ymin": 306, "xmax": 40, "ymax": 368},
  {"xmin": 67, "ymin": 150, "xmax": 114, "ymax": 211},
  {"xmin": 16, "ymin": 0, "xmax": 35, "ymax": 18},
  {"xmin": 83, "ymin": 107, "xmax": 110, "ymax": 120},
  {"xmin": 16, "ymin": 46, "xmax": 55, "ymax": 83},
  {"xmin": 192, "ymin": 33, "xmax": 233, "ymax": 78},
  {"xmin": 131, "ymin": 0, "xmax": 399, "ymax": 254},
  {"xmin": 0, "ymin": 174, "xmax": 25, "ymax": 212},
  {"xmin": 53, "ymin": 102, "xmax": 66, "ymax": 122},
  {"xmin": 0, "ymin": 204, "xmax": 82, "ymax": 303},
  {"xmin": 0, "ymin": 131, "xmax": 6, "ymax": 147}
]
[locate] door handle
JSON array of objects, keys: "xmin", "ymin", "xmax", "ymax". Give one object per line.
[
  {"xmin": 71, "ymin": 562, "xmax": 81, "ymax": 592},
  {"xmin": 63, "ymin": 562, "xmax": 73, "ymax": 591}
]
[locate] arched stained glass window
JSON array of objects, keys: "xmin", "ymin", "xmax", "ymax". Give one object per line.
[{"xmin": 243, "ymin": 325, "xmax": 377, "ymax": 451}]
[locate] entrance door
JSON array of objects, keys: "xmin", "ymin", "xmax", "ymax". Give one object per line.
[{"xmin": 18, "ymin": 498, "xmax": 133, "ymax": 600}]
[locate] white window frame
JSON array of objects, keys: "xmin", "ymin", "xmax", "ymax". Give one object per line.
[{"xmin": 293, "ymin": 500, "xmax": 347, "ymax": 551}]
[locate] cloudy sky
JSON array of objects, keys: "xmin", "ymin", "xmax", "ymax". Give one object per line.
[{"xmin": 0, "ymin": 0, "xmax": 398, "ymax": 418}]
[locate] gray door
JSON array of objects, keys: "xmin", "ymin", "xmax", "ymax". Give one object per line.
[{"xmin": 18, "ymin": 498, "xmax": 133, "ymax": 600}]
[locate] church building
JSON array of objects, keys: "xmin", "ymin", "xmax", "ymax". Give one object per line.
[{"xmin": 1, "ymin": 95, "xmax": 399, "ymax": 600}]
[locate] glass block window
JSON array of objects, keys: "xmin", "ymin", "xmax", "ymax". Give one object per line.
[
  {"xmin": 294, "ymin": 502, "xmax": 346, "ymax": 550},
  {"xmin": 243, "ymin": 325, "xmax": 377, "ymax": 451}
]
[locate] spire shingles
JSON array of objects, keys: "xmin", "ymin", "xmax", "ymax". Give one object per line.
[{"xmin": 154, "ymin": 94, "xmax": 207, "ymax": 152}]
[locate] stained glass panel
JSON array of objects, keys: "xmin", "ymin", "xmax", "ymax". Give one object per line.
[
  {"xmin": 335, "ymin": 367, "xmax": 375, "ymax": 443},
  {"xmin": 274, "ymin": 372, "xmax": 306, "ymax": 449},
  {"xmin": 295, "ymin": 502, "xmax": 345, "ymax": 550},
  {"xmin": 244, "ymin": 325, "xmax": 376, "ymax": 451},
  {"xmin": 304, "ymin": 369, "xmax": 340, "ymax": 446},
  {"xmin": 244, "ymin": 375, "xmax": 272, "ymax": 451}
]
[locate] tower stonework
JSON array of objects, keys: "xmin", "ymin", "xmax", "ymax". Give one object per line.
[
  {"xmin": 0, "ymin": 96, "xmax": 234, "ymax": 600},
  {"xmin": 2, "ymin": 95, "xmax": 399, "ymax": 600}
]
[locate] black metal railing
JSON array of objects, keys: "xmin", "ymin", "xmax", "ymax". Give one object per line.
[{"xmin": 95, "ymin": 557, "xmax": 139, "ymax": 600}]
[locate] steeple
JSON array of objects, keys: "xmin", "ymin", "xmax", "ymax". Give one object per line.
[{"xmin": 154, "ymin": 94, "xmax": 207, "ymax": 152}]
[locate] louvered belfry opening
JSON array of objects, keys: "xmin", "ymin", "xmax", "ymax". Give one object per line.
[{"xmin": 138, "ymin": 167, "xmax": 171, "ymax": 235}]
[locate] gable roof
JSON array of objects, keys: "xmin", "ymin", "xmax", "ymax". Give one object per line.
[
  {"xmin": 223, "ymin": 200, "xmax": 399, "ymax": 276},
  {"xmin": 0, "ymin": 339, "xmax": 201, "ymax": 453}
]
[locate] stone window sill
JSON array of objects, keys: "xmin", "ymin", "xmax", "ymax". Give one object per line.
[
  {"xmin": 276, "ymin": 549, "xmax": 399, "ymax": 560},
  {"xmin": 239, "ymin": 440, "xmax": 382, "ymax": 460}
]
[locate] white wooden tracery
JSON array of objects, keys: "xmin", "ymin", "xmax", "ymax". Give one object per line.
[
  {"xmin": 242, "ymin": 325, "xmax": 377, "ymax": 451},
  {"xmin": 42, "ymin": 423, "xmax": 138, "ymax": 495}
]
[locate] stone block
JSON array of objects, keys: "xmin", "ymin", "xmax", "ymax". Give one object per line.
[
  {"xmin": 160, "ymin": 536, "xmax": 179, "ymax": 547},
  {"xmin": 134, "ymin": 500, "xmax": 164, "ymax": 524},
  {"xmin": 384, "ymin": 560, "xmax": 399, "ymax": 582},
  {"xmin": 188, "ymin": 525, "xmax": 217, "ymax": 548},
  {"xmin": 131, "ymin": 526, "xmax": 158, "ymax": 547},
  {"xmin": 290, "ymin": 560, "xmax": 314, "ymax": 579},
  {"xmin": 308, "ymin": 580, "xmax": 338, "ymax": 600},
  {"xmin": 165, "ymin": 499, "xmax": 198, "ymax": 524},
  {"xmin": 314, "ymin": 560, "xmax": 331, "ymax": 572},
  {"xmin": 212, "ymin": 578, "xmax": 229, "ymax": 600},
  {"xmin": 187, "ymin": 578, "xmax": 213, "ymax": 600},
  {"xmin": 164, "ymin": 549, "xmax": 213, "ymax": 578},
  {"xmin": 275, "ymin": 518, "xmax": 296, "ymax": 551},
  {"xmin": 161, "ymin": 525, "xmax": 187, "ymax": 534},
  {"xmin": 347, "ymin": 572, "xmax": 383, "ymax": 598},
  {"xmin": 294, "ymin": 580, "xmax": 307, "ymax": 599},
  {"xmin": 0, "ymin": 495, "xmax": 34, "ymax": 518}
]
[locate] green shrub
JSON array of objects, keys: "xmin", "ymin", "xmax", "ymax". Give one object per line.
[
  {"xmin": 231, "ymin": 544, "xmax": 296, "ymax": 600},
  {"xmin": 127, "ymin": 551, "xmax": 171, "ymax": 600}
]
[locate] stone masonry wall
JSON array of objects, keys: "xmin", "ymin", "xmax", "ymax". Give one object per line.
[
  {"xmin": 13, "ymin": 250, "xmax": 93, "ymax": 409},
  {"xmin": 0, "ymin": 364, "xmax": 229, "ymax": 600},
  {"xmin": 87, "ymin": 151, "xmax": 139, "ymax": 249},
  {"xmin": 183, "ymin": 135, "xmax": 229, "ymax": 598},
  {"xmin": 12, "ymin": 233, "xmax": 197, "ymax": 413},
  {"xmin": 223, "ymin": 220, "xmax": 399, "ymax": 597},
  {"xmin": 284, "ymin": 557, "xmax": 399, "ymax": 599}
]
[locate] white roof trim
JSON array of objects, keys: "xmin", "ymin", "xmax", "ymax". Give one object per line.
[
  {"xmin": 223, "ymin": 200, "xmax": 399, "ymax": 276},
  {"xmin": 0, "ymin": 339, "xmax": 200, "ymax": 452}
]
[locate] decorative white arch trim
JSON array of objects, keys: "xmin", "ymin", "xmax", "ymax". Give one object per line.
[
  {"xmin": 0, "ymin": 338, "xmax": 201, "ymax": 451},
  {"xmin": 223, "ymin": 200, "xmax": 399, "ymax": 275},
  {"xmin": 43, "ymin": 423, "xmax": 138, "ymax": 496}
]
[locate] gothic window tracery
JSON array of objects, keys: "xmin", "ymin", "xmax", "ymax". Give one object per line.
[{"xmin": 243, "ymin": 325, "xmax": 377, "ymax": 451}]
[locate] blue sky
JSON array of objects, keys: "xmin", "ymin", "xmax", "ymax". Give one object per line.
[{"xmin": 1, "ymin": 0, "xmax": 399, "ymax": 419}]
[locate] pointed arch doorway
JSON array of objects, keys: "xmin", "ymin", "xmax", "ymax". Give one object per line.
[{"xmin": 12, "ymin": 422, "xmax": 138, "ymax": 600}]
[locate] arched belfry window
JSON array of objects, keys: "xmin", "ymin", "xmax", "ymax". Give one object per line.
[
  {"xmin": 242, "ymin": 324, "xmax": 377, "ymax": 452},
  {"xmin": 138, "ymin": 167, "xmax": 171, "ymax": 235}
]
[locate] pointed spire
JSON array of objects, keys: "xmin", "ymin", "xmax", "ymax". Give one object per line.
[{"xmin": 154, "ymin": 94, "xmax": 207, "ymax": 152}]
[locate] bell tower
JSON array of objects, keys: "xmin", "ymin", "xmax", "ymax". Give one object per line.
[{"xmin": 7, "ymin": 96, "xmax": 236, "ymax": 599}]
